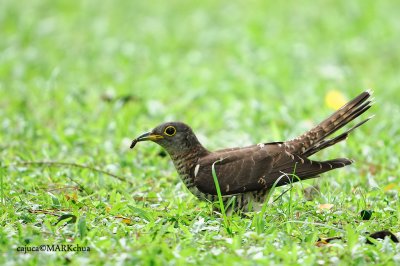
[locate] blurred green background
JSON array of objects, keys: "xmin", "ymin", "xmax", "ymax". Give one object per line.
[
  {"xmin": 1, "ymin": 0, "xmax": 399, "ymax": 174},
  {"xmin": 1, "ymin": 0, "xmax": 399, "ymax": 264}
]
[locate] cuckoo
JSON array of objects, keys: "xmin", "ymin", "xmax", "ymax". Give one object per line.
[{"xmin": 130, "ymin": 91, "xmax": 372, "ymax": 213}]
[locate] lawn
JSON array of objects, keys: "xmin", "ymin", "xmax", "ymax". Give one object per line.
[{"xmin": 1, "ymin": 0, "xmax": 399, "ymax": 265}]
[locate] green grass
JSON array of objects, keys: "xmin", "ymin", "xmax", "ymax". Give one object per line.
[
  {"xmin": 1, "ymin": 0, "xmax": 400, "ymax": 264},
  {"xmin": 211, "ymin": 159, "xmax": 231, "ymax": 235}
]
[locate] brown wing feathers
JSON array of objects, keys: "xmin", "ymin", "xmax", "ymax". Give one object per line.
[
  {"xmin": 193, "ymin": 91, "xmax": 372, "ymax": 196},
  {"xmin": 268, "ymin": 156, "xmax": 353, "ymax": 188},
  {"xmin": 194, "ymin": 147, "xmax": 273, "ymax": 195}
]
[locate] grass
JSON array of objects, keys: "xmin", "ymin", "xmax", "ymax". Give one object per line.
[
  {"xmin": 211, "ymin": 159, "xmax": 231, "ymax": 235},
  {"xmin": 1, "ymin": 0, "xmax": 400, "ymax": 264}
]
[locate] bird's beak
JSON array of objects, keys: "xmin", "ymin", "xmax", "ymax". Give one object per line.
[{"xmin": 130, "ymin": 132, "xmax": 164, "ymax": 149}]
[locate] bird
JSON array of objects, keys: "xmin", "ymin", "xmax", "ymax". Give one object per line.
[{"xmin": 130, "ymin": 91, "xmax": 373, "ymax": 213}]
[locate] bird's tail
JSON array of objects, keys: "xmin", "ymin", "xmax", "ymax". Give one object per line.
[{"xmin": 285, "ymin": 90, "xmax": 373, "ymax": 156}]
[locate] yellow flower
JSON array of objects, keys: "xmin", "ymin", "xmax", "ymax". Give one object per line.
[{"xmin": 325, "ymin": 90, "xmax": 348, "ymax": 110}]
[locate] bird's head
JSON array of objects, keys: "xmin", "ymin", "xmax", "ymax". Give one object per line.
[{"xmin": 130, "ymin": 122, "xmax": 207, "ymax": 155}]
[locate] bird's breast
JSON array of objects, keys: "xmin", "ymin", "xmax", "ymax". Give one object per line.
[{"xmin": 170, "ymin": 152, "xmax": 216, "ymax": 201}]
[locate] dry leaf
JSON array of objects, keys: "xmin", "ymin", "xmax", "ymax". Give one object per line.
[
  {"xmin": 384, "ymin": 183, "xmax": 397, "ymax": 192},
  {"xmin": 115, "ymin": 215, "xmax": 133, "ymax": 225},
  {"xmin": 65, "ymin": 192, "xmax": 78, "ymax": 202},
  {"xmin": 121, "ymin": 218, "xmax": 132, "ymax": 225},
  {"xmin": 318, "ymin": 204, "xmax": 334, "ymax": 210},
  {"xmin": 315, "ymin": 236, "xmax": 342, "ymax": 247}
]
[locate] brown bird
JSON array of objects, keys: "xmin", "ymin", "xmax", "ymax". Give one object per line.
[{"xmin": 130, "ymin": 91, "xmax": 372, "ymax": 213}]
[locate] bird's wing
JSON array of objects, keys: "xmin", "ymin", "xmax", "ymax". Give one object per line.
[
  {"xmin": 193, "ymin": 143, "xmax": 352, "ymax": 196},
  {"xmin": 193, "ymin": 145, "xmax": 276, "ymax": 195},
  {"xmin": 266, "ymin": 152, "xmax": 352, "ymax": 188}
]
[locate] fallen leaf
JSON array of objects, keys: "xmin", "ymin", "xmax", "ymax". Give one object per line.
[
  {"xmin": 115, "ymin": 215, "xmax": 133, "ymax": 225},
  {"xmin": 318, "ymin": 204, "xmax": 334, "ymax": 210},
  {"xmin": 315, "ymin": 240, "xmax": 329, "ymax": 247},
  {"xmin": 315, "ymin": 236, "xmax": 342, "ymax": 247},
  {"xmin": 65, "ymin": 192, "xmax": 78, "ymax": 202},
  {"xmin": 121, "ymin": 218, "xmax": 132, "ymax": 225},
  {"xmin": 384, "ymin": 183, "xmax": 397, "ymax": 192}
]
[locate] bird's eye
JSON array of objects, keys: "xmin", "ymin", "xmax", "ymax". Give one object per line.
[{"xmin": 164, "ymin": 126, "xmax": 176, "ymax": 136}]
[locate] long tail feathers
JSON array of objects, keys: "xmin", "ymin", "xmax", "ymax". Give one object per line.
[
  {"xmin": 303, "ymin": 115, "xmax": 373, "ymax": 157},
  {"xmin": 285, "ymin": 90, "xmax": 373, "ymax": 156},
  {"xmin": 272, "ymin": 158, "xmax": 354, "ymax": 187}
]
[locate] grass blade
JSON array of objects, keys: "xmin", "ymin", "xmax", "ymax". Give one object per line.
[{"xmin": 211, "ymin": 159, "xmax": 231, "ymax": 234}]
